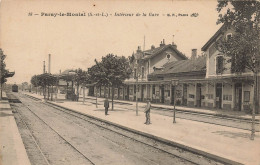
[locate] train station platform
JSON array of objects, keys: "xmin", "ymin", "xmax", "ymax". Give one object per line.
[
  {"xmin": 81, "ymin": 95, "xmax": 260, "ymax": 121},
  {"xmin": 37, "ymin": 92, "xmax": 260, "ymax": 120},
  {"xmin": 0, "ymin": 92, "xmax": 31, "ymax": 165},
  {"xmin": 25, "ymin": 92, "xmax": 260, "ymax": 165}
]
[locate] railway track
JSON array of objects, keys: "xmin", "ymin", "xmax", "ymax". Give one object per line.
[
  {"xmin": 150, "ymin": 106, "xmax": 260, "ymax": 132},
  {"xmin": 23, "ymin": 94, "xmax": 202, "ymax": 164},
  {"xmin": 15, "ymin": 108, "xmax": 51, "ymax": 165},
  {"xmin": 9, "ymin": 93, "xmax": 95, "ymax": 165},
  {"xmin": 22, "ymin": 103, "xmax": 96, "ymax": 165},
  {"xmin": 18, "ymin": 93, "xmax": 235, "ymax": 165}
]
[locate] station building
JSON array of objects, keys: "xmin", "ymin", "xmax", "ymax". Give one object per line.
[
  {"xmin": 199, "ymin": 25, "xmax": 260, "ymax": 112},
  {"xmin": 91, "ymin": 39, "xmax": 188, "ymax": 103},
  {"xmin": 90, "ymin": 26, "xmax": 259, "ymax": 113}
]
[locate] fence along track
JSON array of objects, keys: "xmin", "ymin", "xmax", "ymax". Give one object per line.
[{"xmin": 83, "ymin": 96, "xmax": 259, "ymax": 131}]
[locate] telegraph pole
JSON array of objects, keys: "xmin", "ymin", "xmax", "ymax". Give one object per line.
[
  {"xmin": 43, "ymin": 61, "xmax": 46, "ymax": 99},
  {"xmin": 173, "ymin": 80, "xmax": 177, "ymax": 123},
  {"xmin": 143, "ymin": 36, "xmax": 145, "ymax": 51},
  {"xmin": 43, "ymin": 61, "xmax": 46, "ymax": 74},
  {"xmin": 48, "ymin": 54, "xmax": 51, "ymax": 73}
]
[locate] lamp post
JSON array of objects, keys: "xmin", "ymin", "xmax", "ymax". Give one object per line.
[
  {"xmin": 82, "ymin": 86, "xmax": 85, "ymax": 104},
  {"xmin": 133, "ymin": 66, "xmax": 139, "ymax": 116},
  {"xmin": 172, "ymin": 80, "xmax": 178, "ymax": 123},
  {"xmin": 95, "ymin": 85, "xmax": 98, "ymax": 108},
  {"xmin": 55, "ymin": 74, "xmax": 59, "ymax": 102},
  {"xmin": 136, "ymin": 77, "xmax": 138, "ymax": 116}
]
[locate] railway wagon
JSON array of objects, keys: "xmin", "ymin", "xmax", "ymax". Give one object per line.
[{"xmin": 12, "ymin": 84, "xmax": 18, "ymax": 92}]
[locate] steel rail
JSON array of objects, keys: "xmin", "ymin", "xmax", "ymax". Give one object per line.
[
  {"xmin": 24, "ymin": 94, "xmax": 203, "ymax": 164},
  {"xmin": 15, "ymin": 107, "xmax": 51, "ymax": 165},
  {"xmin": 14, "ymin": 94, "xmax": 96, "ymax": 165},
  {"xmin": 44, "ymin": 103, "xmax": 201, "ymax": 165},
  {"xmin": 23, "ymin": 93, "xmax": 242, "ymax": 164}
]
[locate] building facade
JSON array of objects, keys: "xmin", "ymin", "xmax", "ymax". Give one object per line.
[
  {"xmin": 90, "ymin": 29, "xmax": 259, "ymax": 113},
  {"xmin": 93, "ymin": 39, "xmax": 188, "ymax": 104},
  {"xmin": 200, "ymin": 25, "xmax": 260, "ymax": 112}
]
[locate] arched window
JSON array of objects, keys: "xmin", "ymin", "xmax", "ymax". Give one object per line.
[
  {"xmin": 166, "ymin": 53, "xmax": 171, "ymax": 60},
  {"xmin": 226, "ymin": 33, "xmax": 232, "ymax": 41}
]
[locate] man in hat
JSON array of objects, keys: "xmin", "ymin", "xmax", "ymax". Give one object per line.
[{"xmin": 144, "ymin": 99, "xmax": 151, "ymax": 124}]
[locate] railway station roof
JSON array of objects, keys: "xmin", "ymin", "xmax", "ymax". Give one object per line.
[{"xmin": 150, "ymin": 55, "xmax": 206, "ymax": 76}]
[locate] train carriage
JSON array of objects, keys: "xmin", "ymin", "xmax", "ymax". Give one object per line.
[{"xmin": 12, "ymin": 84, "xmax": 18, "ymax": 92}]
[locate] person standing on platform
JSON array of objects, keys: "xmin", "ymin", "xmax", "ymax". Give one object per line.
[
  {"xmin": 144, "ymin": 99, "xmax": 151, "ymax": 124},
  {"xmin": 104, "ymin": 97, "xmax": 109, "ymax": 115}
]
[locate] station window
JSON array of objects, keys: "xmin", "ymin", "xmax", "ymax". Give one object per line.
[
  {"xmin": 244, "ymin": 91, "xmax": 250, "ymax": 102},
  {"xmin": 189, "ymin": 94, "xmax": 195, "ymax": 98},
  {"xmin": 152, "ymin": 85, "xmax": 155, "ymax": 94},
  {"xmin": 216, "ymin": 56, "xmax": 224, "ymax": 74},
  {"xmin": 223, "ymin": 95, "xmax": 232, "ymax": 101},
  {"xmin": 207, "ymin": 94, "xmax": 213, "ymax": 99},
  {"xmin": 141, "ymin": 67, "xmax": 145, "ymax": 79}
]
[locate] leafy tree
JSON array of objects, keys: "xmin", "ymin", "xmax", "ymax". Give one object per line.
[
  {"xmin": 73, "ymin": 68, "xmax": 89, "ymax": 102},
  {"xmin": 88, "ymin": 63, "xmax": 102, "ymax": 107},
  {"xmin": 216, "ymin": 0, "xmax": 260, "ymax": 140},
  {"xmin": 0, "ymin": 49, "xmax": 7, "ymax": 86},
  {"xmin": 78, "ymin": 70, "xmax": 91, "ymax": 104},
  {"xmin": 129, "ymin": 52, "xmax": 145, "ymax": 116},
  {"xmin": 21, "ymin": 82, "xmax": 29, "ymax": 91},
  {"xmin": 36, "ymin": 73, "xmax": 57, "ymax": 100},
  {"xmin": 31, "ymin": 75, "xmax": 39, "ymax": 94},
  {"xmin": 0, "ymin": 49, "xmax": 14, "ymax": 99},
  {"xmin": 89, "ymin": 54, "xmax": 132, "ymax": 110}
]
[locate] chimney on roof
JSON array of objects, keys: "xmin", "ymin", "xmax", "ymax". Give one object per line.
[
  {"xmin": 151, "ymin": 45, "xmax": 155, "ymax": 50},
  {"xmin": 191, "ymin": 49, "xmax": 197, "ymax": 60},
  {"xmin": 137, "ymin": 46, "xmax": 142, "ymax": 53},
  {"xmin": 172, "ymin": 42, "xmax": 177, "ymax": 49},
  {"xmin": 171, "ymin": 35, "xmax": 177, "ymax": 48},
  {"xmin": 160, "ymin": 39, "xmax": 165, "ymax": 47}
]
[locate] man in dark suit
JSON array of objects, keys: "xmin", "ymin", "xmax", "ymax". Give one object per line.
[
  {"xmin": 144, "ymin": 99, "xmax": 151, "ymax": 124},
  {"xmin": 104, "ymin": 97, "xmax": 109, "ymax": 115}
]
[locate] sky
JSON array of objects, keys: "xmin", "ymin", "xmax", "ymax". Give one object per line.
[{"xmin": 0, "ymin": 0, "xmax": 222, "ymax": 84}]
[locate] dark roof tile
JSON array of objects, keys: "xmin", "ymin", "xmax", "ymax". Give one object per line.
[
  {"xmin": 136, "ymin": 44, "xmax": 187, "ymax": 60},
  {"xmin": 151, "ymin": 56, "xmax": 206, "ymax": 75}
]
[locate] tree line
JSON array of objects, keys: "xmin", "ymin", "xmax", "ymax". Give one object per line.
[{"xmin": 30, "ymin": 54, "xmax": 132, "ymax": 109}]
